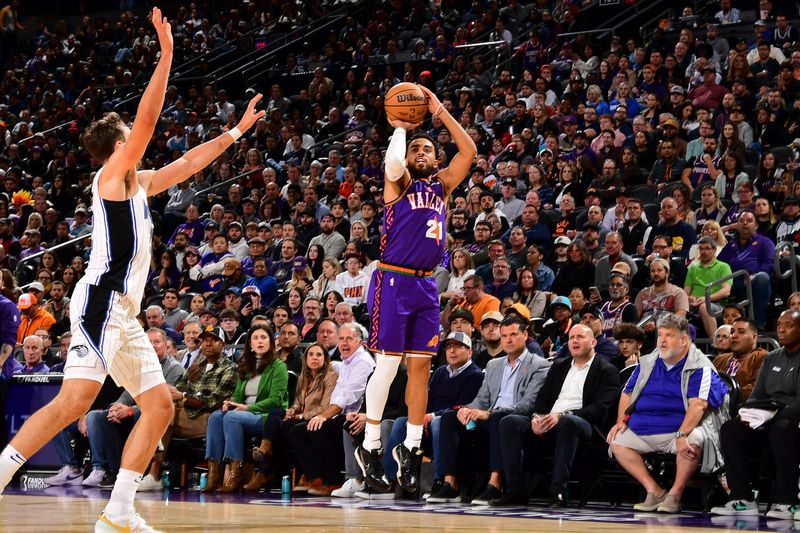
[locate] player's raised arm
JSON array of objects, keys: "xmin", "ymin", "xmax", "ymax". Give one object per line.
[
  {"xmin": 417, "ymin": 85, "xmax": 476, "ymax": 196},
  {"xmin": 105, "ymin": 7, "xmax": 172, "ymax": 178},
  {"xmin": 142, "ymin": 93, "xmax": 266, "ymax": 195}
]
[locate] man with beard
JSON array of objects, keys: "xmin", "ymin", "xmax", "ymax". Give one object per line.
[
  {"xmin": 295, "ymin": 208, "xmax": 321, "ymax": 249},
  {"xmin": 634, "ymin": 259, "xmax": 690, "ymax": 335},
  {"xmin": 682, "ymin": 136, "xmax": 721, "ymax": 193},
  {"xmin": 599, "ymin": 272, "xmax": 638, "ymax": 338},
  {"xmin": 466, "ymin": 221, "xmax": 492, "ymax": 257},
  {"xmin": 684, "ymin": 237, "xmax": 732, "ymax": 340},
  {"xmin": 473, "ymin": 311, "xmax": 504, "ymax": 369},
  {"xmin": 608, "ymin": 313, "xmax": 728, "ymax": 514},
  {"xmin": 712, "ymin": 318, "xmax": 766, "ymax": 402},
  {"xmin": 448, "ymin": 208, "xmax": 472, "ymax": 249},
  {"xmin": 309, "ymin": 213, "xmax": 346, "ymax": 259},
  {"xmin": 356, "ymin": 84, "xmax": 477, "ymax": 502},
  {"xmin": 647, "ymin": 140, "xmax": 688, "ymax": 192},
  {"xmin": 225, "ymin": 222, "xmax": 248, "ymax": 261}
]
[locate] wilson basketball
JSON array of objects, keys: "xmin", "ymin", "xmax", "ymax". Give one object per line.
[{"xmin": 384, "ymin": 82, "xmax": 429, "ymax": 124}]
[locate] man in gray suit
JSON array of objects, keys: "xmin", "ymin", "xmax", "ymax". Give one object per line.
[{"xmin": 427, "ymin": 315, "xmax": 550, "ymax": 505}]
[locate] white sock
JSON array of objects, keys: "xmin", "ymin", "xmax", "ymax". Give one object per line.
[
  {"xmin": 403, "ymin": 423, "xmax": 423, "ymax": 451},
  {"xmin": 104, "ymin": 469, "xmax": 142, "ymax": 518},
  {"xmin": 0, "ymin": 445, "xmax": 26, "ymax": 493},
  {"xmin": 363, "ymin": 422, "xmax": 382, "ymax": 452},
  {"xmin": 363, "ymin": 353, "xmax": 401, "ymax": 451}
]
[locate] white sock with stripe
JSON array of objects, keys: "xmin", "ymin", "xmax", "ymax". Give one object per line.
[{"xmin": 0, "ymin": 445, "xmax": 26, "ymax": 494}]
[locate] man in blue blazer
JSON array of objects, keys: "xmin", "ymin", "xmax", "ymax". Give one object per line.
[
  {"xmin": 427, "ymin": 315, "xmax": 550, "ymax": 505},
  {"xmin": 495, "ymin": 323, "xmax": 620, "ymax": 506}
]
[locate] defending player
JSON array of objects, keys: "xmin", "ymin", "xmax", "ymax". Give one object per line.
[
  {"xmin": 0, "ymin": 8, "xmax": 265, "ymax": 532},
  {"xmin": 355, "ymin": 85, "xmax": 476, "ymax": 493}
]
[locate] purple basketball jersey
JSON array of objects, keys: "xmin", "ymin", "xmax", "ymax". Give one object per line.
[{"xmin": 380, "ymin": 178, "xmax": 446, "ymax": 271}]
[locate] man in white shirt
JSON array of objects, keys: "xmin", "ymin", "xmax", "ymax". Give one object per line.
[{"xmin": 493, "ymin": 324, "xmax": 619, "ymax": 506}]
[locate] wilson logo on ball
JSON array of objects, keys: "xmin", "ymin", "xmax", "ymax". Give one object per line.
[{"xmin": 396, "ymin": 95, "xmax": 426, "ymax": 103}]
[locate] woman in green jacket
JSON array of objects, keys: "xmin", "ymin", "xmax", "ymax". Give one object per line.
[{"xmin": 203, "ymin": 324, "xmax": 288, "ymax": 493}]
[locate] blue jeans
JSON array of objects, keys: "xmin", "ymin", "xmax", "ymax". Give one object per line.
[
  {"xmin": 383, "ymin": 415, "xmax": 442, "ymax": 480},
  {"xmin": 205, "ymin": 408, "xmax": 283, "ymax": 462},
  {"xmin": 54, "ymin": 420, "xmax": 82, "ymax": 467},
  {"xmin": 85, "ymin": 409, "xmax": 139, "ymax": 472},
  {"xmin": 733, "ymin": 272, "xmax": 770, "ymax": 328}
]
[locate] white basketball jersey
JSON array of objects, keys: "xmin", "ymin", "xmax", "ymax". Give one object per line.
[{"xmin": 80, "ymin": 166, "xmax": 153, "ymax": 311}]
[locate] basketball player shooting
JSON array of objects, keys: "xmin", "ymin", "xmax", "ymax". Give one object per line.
[
  {"xmin": 356, "ymin": 85, "xmax": 476, "ymax": 493},
  {"xmin": 0, "ymin": 8, "xmax": 265, "ymax": 532}
]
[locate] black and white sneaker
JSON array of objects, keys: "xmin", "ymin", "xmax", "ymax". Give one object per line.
[
  {"xmin": 471, "ymin": 484, "xmax": 503, "ymax": 506},
  {"xmin": 354, "ymin": 445, "xmax": 392, "ymax": 493},
  {"xmin": 97, "ymin": 472, "xmax": 117, "ymax": 490},
  {"xmin": 423, "ymin": 479, "xmax": 444, "ymax": 501},
  {"xmin": 426, "ymin": 482, "xmax": 461, "ymax": 504},
  {"xmin": 392, "ymin": 444, "xmax": 423, "ymax": 493}
]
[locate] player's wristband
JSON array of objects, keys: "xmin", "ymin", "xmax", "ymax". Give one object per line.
[
  {"xmin": 227, "ymin": 127, "xmax": 243, "ymax": 141},
  {"xmin": 617, "ymin": 415, "xmax": 630, "ymax": 425},
  {"xmin": 127, "ymin": 406, "xmax": 134, "ymax": 418}
]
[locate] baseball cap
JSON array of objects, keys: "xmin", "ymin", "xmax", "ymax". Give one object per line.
[
  {"xmin": 28, "ymin": 281, "xmax": 45, "ymax": 293},
  {"xmin": 450, "ymin": 307, "xmax": 475, "ymax": 324},
  {"xmin": 198, "ymin": 324, "xmax": 225, "ymax": 341},
  {"xmin": 502, "ymin": 178, "xmax": 517, "ymax": 187},
  {"xmin": 505, "ymin": 302, "xmax": 532, "ymax": 321},
  {"xmin": 701, "ymin": 66, "xmax": 716, "ymax": 74},
  {"xmin": 554, "ymin": 236, "xmax": 572, "ymax": 247},
  {"xmin": 185, "ymin": 245, "xmax": 200, "ymax": 257},
  {"xmin": 292, "ymin": 255, "xmax": 308, "ymax": 271},
  {"xmin": 242, "ymin": 285, "xmax": 261, "ymax": 296},
  {"xmin": 610, "ymin": 261, "xmax": 632, "ymax": 277},
  {"xmin": 205, "ymin": 220, "xmax": 219, "ymax": 229},
  {"xmin": 670, "ymin": 86, "xmax": 685, "ymax": 95},
  {"xmin": 354, "ymin": 104, "xmax": 366, "ymax": 112},
  {"xmin": 582, "ymin": 306, "xmax": 604, "ymax": 321},
  {"xmin": 17, "ymin": 293, "xmax": 37, "ymax": 309},
  {"xmin": 74, "ymin": 207, "xmax": 88, "ymax": 215},
  {"xmin": 661, "ymin": 117, "xmax": 679, "ymax": 129},
  {"xmin": 247, "ymin": 237, "xmax": 265, "ymax": 245},
  {"xmin": 562, "ymin": 115, "xmax": 577, "ymax": 124},
  {"xmin": 225, "ymin": 286, "xmax": 242, "ymax": 296},
  {"xmin": 445, "ymin": 331, "xmax": 472, "ymax": 349},
  {"xmin": 754, "ymin": 19, "xmax": 768, "ymax": 27},
  {"xmin": 222, "ymin": 258, "xmax": 241, "ymax": 275},
  {"xmin": 784, "ymin": 195, "xmax": 800, "ymax": 207},
  {"xmin": 227, "ymin": 221, "xmax": 242, "ymax": 230},
  {"xmin": 549, "ymin": 295, "xmax": 572, "ymax": 312},
  {"xmin": 481, "ymin": 311, "xmax": 504, "ymax": 325},
  {"xmin": 199, "ymin": 309, "xmax": 218, "ymax": 319}
]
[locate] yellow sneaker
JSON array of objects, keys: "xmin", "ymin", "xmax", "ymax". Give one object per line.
[{"xmin": 94, "ymin": 511, "xmax": 161, "ymax": 533}]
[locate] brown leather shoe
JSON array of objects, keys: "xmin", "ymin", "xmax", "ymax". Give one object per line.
[
  {"xmin": 218, "ymin": 461, "xmax": 245, "ymax": 493},
  {"xmin": 243, "ymin": 471, "xmax": 271, "ymax": 492},
  {"xmin": 252, "ymin": 438, "xmax": 273, "ymax": 464},
  {"xmin": 202, "ymin": 459, "xmax": 221, "ymax": 493}
]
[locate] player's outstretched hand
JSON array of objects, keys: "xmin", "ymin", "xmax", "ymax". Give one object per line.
[
  {"xmin": 236, "ymin": 93, "xmax": 267, "ymax": 132},
  {"xmin": 417, "ymin": 84, "xmax": 442, "ymax": 116},
  {"xmin": 388, "ymin": 118, "xmax": 421, "ymax": 131},
  {"xmin": 151, "ymin": 7, "xmax": 173, "ymax": 56}
]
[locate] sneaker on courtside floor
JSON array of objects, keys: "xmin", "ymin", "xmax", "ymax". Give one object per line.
[
  {"xmin": 44, "ymin": 466, "xmax": 83, "ymax": 486},
  {"xmin": 82, "ymin": 469, "xmax": 106, "ymax": 487},
  {"xmin": 137, "ymin": 474, "xmax": 164, "ymax": 492},
  {"xmin": 709, "ymin": 499, "xmax": 759, "ymax": 516},
  {"xmin": 95, "ymin": 511, "xmax": 161, "ymax": 533}
]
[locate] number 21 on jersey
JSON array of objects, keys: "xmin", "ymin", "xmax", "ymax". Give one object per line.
[{"xmin": 425, "ymin": 219, "xmax": 443, "ymax": 245}]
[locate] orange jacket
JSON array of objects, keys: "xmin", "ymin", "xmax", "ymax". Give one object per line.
[{"xmin": 16, "ymin": 307, "xmax": 56, "ymax": 344}]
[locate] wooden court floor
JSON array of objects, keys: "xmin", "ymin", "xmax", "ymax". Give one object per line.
[{"xmin": 0, "ymin": 493, "xmax": 764, "ymax": 532}]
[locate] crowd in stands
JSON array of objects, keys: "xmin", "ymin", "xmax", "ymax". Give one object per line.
[{"xmin": 2, "ymin": 0, "xmax": 800, "ymax": 516}]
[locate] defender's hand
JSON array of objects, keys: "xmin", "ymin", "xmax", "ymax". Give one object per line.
[
  {"xmin": 236, "ymin": 93, "xmax": 267, "ymax": 133},
  {"xmin": 151, "ymin": 7, "xmax": 173, "ymax": 56}
]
